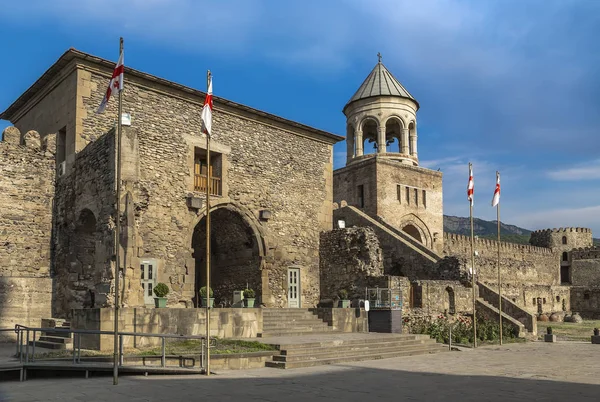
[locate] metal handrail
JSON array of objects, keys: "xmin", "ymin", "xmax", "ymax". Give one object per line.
[{"xmin": 2, "ymin": 325, "xmax": 213, "ymax": 370}]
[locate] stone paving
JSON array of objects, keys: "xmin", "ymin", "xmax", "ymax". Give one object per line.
[{"xmin": 1, "ymin": 342, "xmax": 600, "ymax": 401}]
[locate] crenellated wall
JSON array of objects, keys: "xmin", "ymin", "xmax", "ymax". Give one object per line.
[
  {"xmin": 0, "ymin": 127, "xmax": 55, "ymax": 331},
  {"xmin": 529, "ymin": 227, "xmax": 593, "ymax": 250}
]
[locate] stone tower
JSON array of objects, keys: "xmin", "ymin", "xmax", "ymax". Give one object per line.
[{"xmin": 333, "ymin": 55, "xmax": 444, "ymax": 254}]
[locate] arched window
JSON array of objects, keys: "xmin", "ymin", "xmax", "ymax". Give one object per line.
[
  {"xmin": 562, "ymin": 252, "xmax": 568, "ymax": 262},
  {"xmin": 562, "ymin": 236, "xmax": 567, "ymax": 245},
  {"xmin": 446, "ymin": 286, "xmax": 456, "ymax": 315}
]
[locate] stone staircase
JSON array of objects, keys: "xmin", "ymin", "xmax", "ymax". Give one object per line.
[
  {"xmin": 258, "ymin": 309, "xmax": 339, "ymax": 338},
  {"xmin": 30, "ymin": 319, "xmax": 73, "ymax": 350},
  {"xmin": 265, "ymin": 333, "xmax": 447, "ymax": 369}
]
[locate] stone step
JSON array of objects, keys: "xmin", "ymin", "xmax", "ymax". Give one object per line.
[
  {"xmin": 262, "ymin": 321, "xmax": 331, "ymax": 330},
  {"xmin": 274, "ymin": 343, "xmax": 442, "ymax": 362},
  {"xmin": 38, "ymin": 336, "xmax": 73, "ymax": 344},
  {"xmin": 260, "ymin": 326, "xmax": 336, "ymax": 335},
  {"xmin": 280, "ymin": 339, "xmax": 436, "ymax": 356},
  {"xmin": 266, "ymin": 346, "xmax": 448, "ymax": 369},
  {"xmin": 273, "ymin": 334, "xmax": 432, "ymax": 349},
  {"xmin": 42, "ymin": 330, "xmax": 72, "ymax": 339},
  {"xmin": 263, "ymin": 315, "xmax": 323, "ymax": 321},
  {"xmin": 28, "ymin": 340, "xmax": 67, "ymax": 350},
  {"xmin": 258, "ymin": 330, "xmax": 341, "ymax": 338}
]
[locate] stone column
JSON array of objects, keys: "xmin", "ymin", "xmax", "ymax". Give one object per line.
[
  {"xmin": 401, "ymin": 128, "xmax": 409, "ymax": 154},
  {"xmin": 377, "ymin": 126, "xmax": 387, "ymax": 154},
  {"xmin": 355, "ymin": 128, "xmax": 363, "ymax": 157},
  {"xmin": 410, "ymin": 134, "xmax": 418, "ymax": 158},
  {"xmin": 346, "ymin": 130, "xmax": 355, "ymax": 163}
]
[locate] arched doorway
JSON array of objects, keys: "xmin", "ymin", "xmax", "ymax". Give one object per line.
[
  {"xmin": 191, "ymin": 206, "xmax": 262, "ymax": 307},
  {"xmin": 402, "ymin": 224, "xmax": 422, "ymax": 243},
  {"xmin": 74, "ymin": 209, "xmax": 98, "ymax": 308}
]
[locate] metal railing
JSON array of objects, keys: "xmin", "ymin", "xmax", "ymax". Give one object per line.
[{"xmin": 2, "ymin": 325, "xmax": 215, "ymax": 370}]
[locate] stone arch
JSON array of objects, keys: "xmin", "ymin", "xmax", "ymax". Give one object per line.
[
  {"xmin": 73, "ymin": 208, "xmax": 99, "ymax": 308},
  {"xmin": 190, "ymin": 201, "xmax": 267, "ymax": 307},
  {"xmin": 399, "ymin": 213, "xmax": 432, "ymax": 248},
  {"xmin": 562, "ymin": 251, "xmax": 568, "ymax": 262},
  {"xmin": 359, "ymin": 116, "xmax": 379, "ymax": 154},
  {"xmin": 384, "ymin": 116, "xmax": 403, "ymax": 153}
]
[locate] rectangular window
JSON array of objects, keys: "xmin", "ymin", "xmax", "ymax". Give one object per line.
[
  {"xmin": 357, "ymin": 185, "xmax": 364, "ymax": 208},
  {"xmin": 397, "ymin": 185, "xmax": 402, "ymax": 203},
  {"xmin": 422, "ymin": 190, "xmax": 427, "ymax": 208},
  {"xmin": 194, "ymin": 148, "xmax": 222, "ymax": 195},
  {"xmin": 406, "ymin": 187, "xmax": 410, "ymax": 206},
  {"xmin": 57, "ymin": 127, "xmax": 67, "ymax": 165},
  {"xmin": 414, "ymin": 188, "xmax": 418, "ymax": 206}
]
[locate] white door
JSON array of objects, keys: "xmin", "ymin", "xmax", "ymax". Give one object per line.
[
  {"xmin": 287, "ymin": 268, "xmax": 300, "ymax": 308},
  {"xmin": 141, "ymin": 260, "xmax": 157, "ymax": 305}
]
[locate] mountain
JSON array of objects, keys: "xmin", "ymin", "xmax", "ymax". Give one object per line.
[{"xmin": 444, "ymin": 215, "xmax": 600, "ymax": 246}]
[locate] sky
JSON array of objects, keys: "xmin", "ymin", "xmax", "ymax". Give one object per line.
[{"xmin": 1, "ymin": 0, "xmax": 599, "ymax": 234}]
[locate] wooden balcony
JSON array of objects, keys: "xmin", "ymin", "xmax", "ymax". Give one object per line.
[{"xmin": 194, "ymin": 174, "xmax": 222, "ymax": 196}]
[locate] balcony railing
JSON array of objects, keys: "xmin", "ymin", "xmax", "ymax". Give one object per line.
[{"xmin": 194, "ymin": 174, "xmax": 222, "ymax": 196}]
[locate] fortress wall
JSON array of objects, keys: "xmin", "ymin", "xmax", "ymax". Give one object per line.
[
  {"xmin": 0, "ymin": 127, "xmax": 55, "ymax": 330},
  {"xmin": 443, "ymin": 233, "xmax": 559, "ymax": 287}
]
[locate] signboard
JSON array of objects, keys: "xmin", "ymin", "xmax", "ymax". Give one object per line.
[{"xmin": 364, "ymin": 300, "xmax": 370, "ymax": 312}]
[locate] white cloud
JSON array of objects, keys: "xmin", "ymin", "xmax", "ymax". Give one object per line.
[
  {"xmin": 547, "ymin": 160, "xmax": 600, "ymax": 181},
  {"xmin": 512, "ymin": 204, "xmax": 600, "ymax": 235}
]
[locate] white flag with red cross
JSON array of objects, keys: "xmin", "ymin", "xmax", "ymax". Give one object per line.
[
  {"xmin": 492, "ymin": 171, "xmax": 500, "ymax": 207},
  {"xmin": 96, "ymin": 49, "xmax": 124, "ymax": 114},
  {"xmin": 467, "ymin": 163, "xmax": 474, "ymax": 206},
  {"xmin": 201, "ymin": 71, "xmax": 213, "ymax": 136}
]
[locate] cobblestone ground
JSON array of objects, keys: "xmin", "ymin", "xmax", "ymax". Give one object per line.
[{"xmin": 1, "ymin": 342, "xmax": 599, "ymax": 401}]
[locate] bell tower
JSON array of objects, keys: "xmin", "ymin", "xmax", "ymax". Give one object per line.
[
  {"xmin": 333, "ymin": 54, "xmax": 444, "ymax": 254},
  {"xmin": 344, "ymin": 52, "xmax": 420, "ymax": 166}
]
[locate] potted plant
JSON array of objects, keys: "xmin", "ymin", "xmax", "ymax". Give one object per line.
[
  {"xmin": 547, "ymin": 326, "xmax": 553, "ymax": 335},
  {"xmin": 594, "ymin": 328, "xmax": 599, "ymax": 337},
  {"xmin": 338, "ymin": 289, "xmax": 350, "ymax": 308},
  {"xmin": 199, "ymin": 286, "xmax": 214, "ymax": 308},
  {"xmin": 153, "ymin": 283, "xmax": 169, "ymax": 308},
  {"xmin": 243, "ymin": 289, "xmax": 256, "ymax": 308}
]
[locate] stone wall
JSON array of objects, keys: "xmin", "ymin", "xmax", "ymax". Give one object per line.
[
  {"xmin": 571, "ymin": 258, "xmax": 600, "ymax": 287},
  {"xmin": 52, "ymin": 129, "xmax": 116, "ymax": 316},
  {"xmin": 570, "ymin": 287, "xmax": 600, "ymax": 319},
  {"xmin": 71, "ymin": 307, "xmax": 263, "ymax": 350},
  {"xmin": 309, "ymin": 308, "xmax": 368, "ymax": 332},
  {"xmin": 0, "ymin": 128, "xmax": 55, "ymax": 329},
  {"xmin": 443, "ymin": 233, "xmax": 559, "ymax": 286},
  {"xmin": 319, "ymin": 227, "xmax": 384, "ymax": 300}
]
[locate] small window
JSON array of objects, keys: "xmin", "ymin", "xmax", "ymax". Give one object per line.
[
  {"xmin": 584, "ymin": 292, "xmax": 590, "ymax": 300},
  {"xmin": 562, "ymin": 252, "xmax": 568, "ymax": 262},
  {"xmin": 194, "ymin": 148, "xmax": 222, "ymax": 196},
  {"xmin": 422, "ymin": 190, "xmax": 427, "ymax": 208},
  {"xmin": 414, "ymin": 188, "xmax": 418, "ymax": 205},
  {"xmin": 556, "ymin": 296, "xmax": 560, "ymax": 302},
  {"xmin": 357, "ymin": 185, "xmax": 364, "ymax": 208},
  {"xmin": 397, "ymin": 185, "xmax": 402, "ymax": 203},
  {"xmin": 406, "ymin": 187, "xmax": 410, "ymax": 206},
  {"xmin": 543, "ymin": 298, "xmax": 546, "ymax": 304},
  {"xmin": 532, "ymin": 298, "xmax": 536, "ymax": 305},
  {"xmin": 562, "ymin": 236, "xmax": 567, "ymax": 245}
]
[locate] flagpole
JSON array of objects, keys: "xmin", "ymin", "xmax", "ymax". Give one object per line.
[
  {"xmin": 205, "ymin": 70, "xmax": 212, "ymax": 377},
  {"xmin": 469, "ymin": 162, "xmax": 477, "ymax": 348},
  {"xmin": 113, "ymin": 36, "xmax": 124, "ymax": 386},
  {"xmin": 497, "ymin": 171, "xmax": 503, "ymax": 345}
]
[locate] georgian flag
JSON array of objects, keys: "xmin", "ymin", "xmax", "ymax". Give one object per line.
[
  {"xmin": 492, "ymin": 171, "xmax": 500, "ymax": 207},
  {"xmin": 96, "ymin": 50, "xmax": 124, "ymax": 114},
  {"xmin": 201, "ymin": 72, "xmax": 213, "ymax": 136},
  {"xmin": 467, "ymin": 163, "xmax": 474, "ymax": 206}
]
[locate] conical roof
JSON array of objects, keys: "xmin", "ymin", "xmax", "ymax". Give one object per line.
[{"xmin": 344, "ymin": 57, "xmax": 419, "ymax": 112}]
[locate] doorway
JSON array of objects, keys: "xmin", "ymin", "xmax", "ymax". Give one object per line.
[{"xmin": 287, "ymin": 268, "xmax": 300, "ymax": 308}]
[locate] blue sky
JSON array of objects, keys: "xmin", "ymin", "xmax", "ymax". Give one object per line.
[{"xmin": 1, "ymin": 0, "xmax": 600, "ymax": 234}]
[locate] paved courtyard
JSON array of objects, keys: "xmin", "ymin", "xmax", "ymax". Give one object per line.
[{"xmin": 1, "ymin": 341, "xmax": 599, "ymax": 401}]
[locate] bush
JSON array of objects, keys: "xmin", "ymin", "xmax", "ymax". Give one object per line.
[
  {"xmin": 338, "ymin": 289, "xmax": 349, "ymax": 300},
  {"xmin": 199, "ymin": 286, "xmax": 213, "ymax": 298},
  {"xmin": 243, "ymin": 288, "xmax": 255, "ymax": 298},
  {"xmin": 153, "ymin": 283, "xmax": 169, "ymax": 298}
]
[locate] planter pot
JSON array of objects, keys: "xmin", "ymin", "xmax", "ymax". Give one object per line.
[
  {"xmin": 154, "ymin": 297, "xmax": 167, "ymax": 308},
  {"xmin": 244, "ymin": 298, "xmax": 255, "ymax": 308},
  {"xmin": 340, "ymin": 300, "xmax": 351, "ymax": 308},
  {"xmin": 200, "ymin": 298, "xmax": 215, "ymax": 308}
]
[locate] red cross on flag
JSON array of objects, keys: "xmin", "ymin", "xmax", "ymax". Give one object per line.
[
  {"xmin": 492, "ymin": 171, "xmax": 500, "ymax": 207},
  {"xmin": 467, "ymin": 163, "xmax": 474, "ymax": 206},
  {"xmin": 201, "ymin": 71, "xmax": 213, "ymax": 136},
  {"xmin": 96, "ymin": 49, "xmax": 124, "ymax": 114}
]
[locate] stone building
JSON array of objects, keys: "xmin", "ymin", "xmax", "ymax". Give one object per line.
[{"xmin": 0, "ymin": 48, "xmax": 342, "ymax": 324}]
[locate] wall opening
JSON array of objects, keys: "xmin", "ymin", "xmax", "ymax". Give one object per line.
[
  {"xmin": 357, "ymin": 185, "xmax": 364, "ymax": 208},
  {"xmin": 194, "ymin": 147, "xmax": 222, "ymax": 195},
  {"xmin": 192, "ymin": 207, "xmax": 261, "ymax": 307},
  {"xmin": 560, "ymin": 266, "xmax": 570, "ymax": 284},
  {"xmin": 362, "ymin": 119, "xmax": 378, "ymax": 154},
  {"xmin": 409, "ymin": 282, "xmax": 422, "ymax": 308},
  {"xmin": 562, "ymin": 252, "xmax": 568, "ymax": 262},
  {"xmin": 562, "ymin": 236, "xmax": 567, "ymax": 245},
  {"xmin": 402, "ymin": 224, "xmax": 422, "ymax": 243},
  {"xmin": 446, "ymin": 286, "xmax": 456, "ymax": 315}
]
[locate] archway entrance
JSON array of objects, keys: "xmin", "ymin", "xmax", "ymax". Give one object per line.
[
  {"xmin": 402, "ymin": 224, "xmax": 422, "ymax": 243},
  {"xmin": 192, "ymin": 207, "xmax": 261, "ymax": 307}
]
